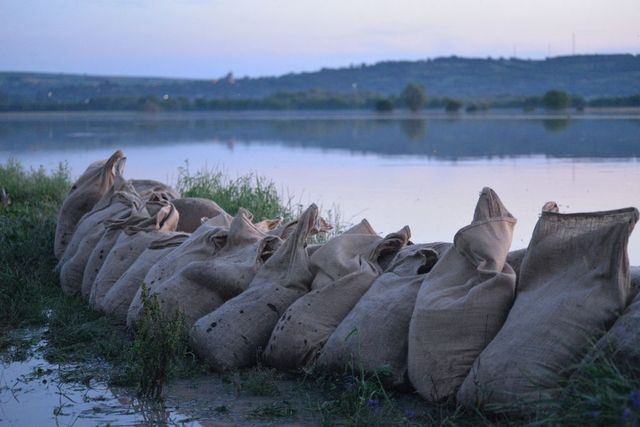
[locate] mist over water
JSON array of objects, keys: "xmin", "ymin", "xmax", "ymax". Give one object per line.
[{"xmin": 2, "ymin": 111, "xmax": 639, "ymax": 262}]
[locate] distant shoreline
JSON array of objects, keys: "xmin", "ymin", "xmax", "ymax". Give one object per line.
[{"xmin": 1, "ymin": 108, "xmax": 640, "ymax": 121}]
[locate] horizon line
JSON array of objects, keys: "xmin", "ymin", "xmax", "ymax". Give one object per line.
[{"xmin": 1, "ymin": 52, "xmax": 637, "ymax": 82}]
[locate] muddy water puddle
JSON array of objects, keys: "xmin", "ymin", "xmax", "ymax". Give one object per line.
[{"xmin": 0, "ymin": 330, "xmax": 345, "ymax": 426}]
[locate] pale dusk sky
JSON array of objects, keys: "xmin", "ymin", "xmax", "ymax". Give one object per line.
[{"xmin": 1, "ymin": 0, "xmax": 639, "ymax": 78}]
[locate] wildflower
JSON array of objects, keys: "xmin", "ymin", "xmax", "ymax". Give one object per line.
[
  {"xmin": 404, "ymin": 409, "xmax": 417, "ymax": 418},
  {"xmin": 367, "ymin": 399, "xmax": 380, "ymax": 410},
  {"xmin": 622, "ymin": 407, "xmax": 632, "ymax": 420},
  {"xmin": 630, "ymin": 390, "xmax": 640, "ymax": 409}
]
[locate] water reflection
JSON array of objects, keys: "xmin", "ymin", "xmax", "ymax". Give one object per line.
[
  {"xmin": 400, "ymin": 119, "xmax": 427, "ymax": 140},
  {"xmin": 542, "ymin": 118, "xmax": 570, "ymax": 132},
  {"xmin": 0, "ymin": 112, "xmax": 639, "ymax": 160}
]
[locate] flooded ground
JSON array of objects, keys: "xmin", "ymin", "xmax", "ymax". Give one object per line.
[{"xmin": 0, "ymin": 328, "xmax": 426, "ymax": 426}]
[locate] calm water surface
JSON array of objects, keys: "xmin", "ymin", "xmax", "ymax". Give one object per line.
[{"xmin": 1, "ymin": 111, "xmax": 639, "ymax": 262}]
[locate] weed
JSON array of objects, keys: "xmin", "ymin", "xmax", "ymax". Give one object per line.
[
  {"xmin": 241, "ymin": 366, "xmax": 282, "ymax": 396},
  {"xmin": 214, "ymin": 405, "xmax": 230, "ymax": 414},
  {"xmin": 131, "ymin": 284, "xmax": 189, "ymax": 399},
  {"xmin": 248, "ymin": 401, "xmax": 296, "ymax": 418},
  {"xmin": 176, "ymin": 162, "xmax": 296, "ymax": 221}
]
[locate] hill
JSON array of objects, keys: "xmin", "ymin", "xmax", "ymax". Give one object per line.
[{"xmin": 1, "ymin": 54, "xmax": 639, "ymax": 103}]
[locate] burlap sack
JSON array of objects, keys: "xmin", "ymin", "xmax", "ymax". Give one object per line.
[
  {"xmin": 189, "ymin": 204, "xmax": 321, "ymax": 372},
  {"xmin": 131, "ymin": 179, "xmax": 180, "ymax": 200},
  {"xmin": 263, "ymin": 224, "xmax": 411, "ymax": 371},
  {"xmin": 61, "ymin": 206, "xmax": 145, "ymax": 297},
  {"xmin": 505, "ymin": 203, "xmax": 558, "ymax": 281},
  {"xmin": 126, "ymin": 212, "xmax": 234, "ymax": 328},
  {"xmin": 142, "ymin": 208, "xmax": 283, "ymax": 327},
  {"xmin": 56, "ymin": 160, "xmax": 141, "ymax": 268},
  {"xmin": 172, "ymin": 197, "xmax": 227, "ymax": 232},
  {"xmin": 99, "ymin": 232, "xmax": 190, "ymax": 324},
  {"xmin": 317, "ymin": 242, "xmax": 449, "ymax": 388},
  {"xmin": 90, "ymin": 199, "xmax": 180, "ymax": 310},
  {"xmin": 581, "ymin": 266, "xmax": 640, "ymax": 367},
  {"xmin": 457, "ymin": 206, "xmax": 638, "ymax": 409},
  {"xmin": 80, "ymin": 209, "xmax": 151, "ymax": 299},
  {"xmin": 407, "ymin": 188, "xmax": 517, "ymax": 403},
  {"xmin": 55, "ymin": 150, "xmax": 124, "ymax": 259}
]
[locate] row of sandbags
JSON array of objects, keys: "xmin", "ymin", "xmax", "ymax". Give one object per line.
[{"xmin": 53, "ymin": 150, "xmax": 640, "ymax": 412}]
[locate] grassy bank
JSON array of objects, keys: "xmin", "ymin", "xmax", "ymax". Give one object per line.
[{"xmin": 1, "ymin": 160, "xmax": 639, "ymax": 426}]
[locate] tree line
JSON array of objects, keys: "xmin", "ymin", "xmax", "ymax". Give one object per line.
[{"xmin": 0, "ymin": 85, "xmax": 638, "ymax": 113}]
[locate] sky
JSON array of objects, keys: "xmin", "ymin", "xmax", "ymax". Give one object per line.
[{"xmin": 1, "ymin": 0, "xmax": 639, "ymax": 79}]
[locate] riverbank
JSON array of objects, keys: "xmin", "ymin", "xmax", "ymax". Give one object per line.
[{"xmin": 2, "ymin": 107, "xmax": 640, "ymax": 122}]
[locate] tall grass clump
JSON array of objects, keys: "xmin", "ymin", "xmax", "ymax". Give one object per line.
[
  {"xmin": 176, "ymin": 162, "xmax": 296, "ymax": 221},
  {"xmin": 131, "ymin": 284, "xmax": 190, "ymax": 399},
  {"xmin": 0, "ymin": 160, "xmax": 70, "ymax": 337}
]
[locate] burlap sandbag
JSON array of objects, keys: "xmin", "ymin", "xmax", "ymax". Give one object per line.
[
  {"xmin": 457, "ymin": 206, "xmax": 638, "ymax": 409},
  {"xmin": 61, "ymin": 206, "xmax": 146, "ymax": 297},
  {"xmin": 581, "ymin": 266, "xmax": 640, "ymax": 367},
  {"xmin": 142, "ymin": 208, "xmax": 283, "ymax": 327},
  {"xmin": 317, "ymin": 242, "xmax": 449, "ymax": 388},
  {"xmin": 79, "ymin": 208, "xmax": 152, "ymax": 299},
  {"xmin": 126, "ymin": 212, "xmax": 234, "ymax": 328},
  {"xmin": 100, "ymin": 232, "xmax": 190, "ymax": 324},
  {"xmin": 172, "ymin": 197, "xmax": 227, "ymax": 232},
  {"xmin": 91, "ymin": 199, "xmax": 180, "ymax": 310},
  {"xmin": 55, "ymin": 150, "xmax": 124, "ymax": 259},
  {"xmin": 504, "ymin": 202, "xmax": 559, "ymax": 280},
  {"xmin": 408, "ymin": 188, "xmax": 517, "ymax": 403},
  {"xmin": 263, "ymin": 223, "xmax": 410, "ymax": 371},
  {"xmin": 189, "ymin": 204, "xmax": 322, "ymax": 371},
  {"xmin": 131, "ymin": 179, "xmax": 180, "ymax": 200},
  {"xmin": 56, "ymin": 160, "xmax": 140, "ymax": 269}
]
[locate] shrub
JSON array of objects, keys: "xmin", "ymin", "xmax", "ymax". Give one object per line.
[
  {"xmin": 374, "ymin": 98, "xmax": 393, "ymax": 112},
  {"xmin": 400, "ymin": 83, "xmax": 426, "ymax": 112},
  {"xmin": 542, "ymin": 90, "xmax": 571, "ymax": 110},
  {"xmin": 444, "ymin": 98, "xmax": 463, "ymax": 113}
]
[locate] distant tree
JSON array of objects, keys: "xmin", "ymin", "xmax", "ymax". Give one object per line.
[
  {"xmin": 571, "ymin": 95, "xmax": 586, "ymax": 111},
  {"xmin": 523, "ymin": 96, "xmax": 539, "ymax": 112},
  {"xmin": 444, "ymin": 98, "xmax": 463, "ymax": 112},
  {"xmin": 542, "ymin": 90, "xmax": 571, "ymax": 110},
  {"xmin": 401, "ymin": 83, "xmax": 426, "ymax": 112},
  {"xmin": 374, "ymin": 98, "xmax": 394, "ymax": 112}
]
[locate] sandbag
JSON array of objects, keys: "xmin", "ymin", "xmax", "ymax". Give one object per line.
[
  {"xmin": 582, "ymin": 266, "xmax": 640, "ymax": 367},
  {"xmin": 189, "ymin": 204, "xmax": 322, "ymax": 371},
  {"xmin": 457, "ymin": 206, "xmax": 638, "ymax": 409},
  {"xmin": 141, "ymin": 208, "xmax": 282, "ymax": 327},
  {"xmin": 131, "ymin": 179, "xmax": 180, "ymax": 200},
  {"xmin": 506, "ymin": 248, "xmax": 526, "ymax": 279},
  {"xmin": 263, "ymin": 223, "xmax": 410, "ymax": 371},
  {"xmin": 172, "ymin": 197, "xmax": 227, "ymax": 232},
  {"xmin": 90, "ymin": 199, "xmax": 180, "ymax": 309},
  {"xmin": 56, "ymin": 160, "xmax": 140, "ymax": 269},
  {"xmin": 61, "ymin": 206, "xmax": 145, "ymax": 297},
  {"xmin": 126, "ymin": 212, "xmax": 234, "ymax": 328},
  {"xmin": 317, "ymin": 242, "xmax": 448, "ymax": 388},
  {"xmin": 55, "ymin": 150, "xmax": 124, "ymax": 259},
  {"xmin": 80, "ymin": 208, "xmax": 151, "ymax": 299},
  {"xmin": 504, "ymin": 202, "xmax": 558, "ymax": 280},
  {"xmin": 100, "ymin": 232, "xmax": 190, "ymax": 324},
  {"xmin": 408, "ymin": 188, "xmax": 517, "ymax": 403}
]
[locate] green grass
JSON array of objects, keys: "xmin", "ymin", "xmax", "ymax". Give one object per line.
[
  {"xmin": 176, "ymin": 162, "xmax": 297, "ymax": 222},
  {"xmin": 131, "ymin": 284, "xmax": 191, "ymax": 399},
  {"xmin": 248, "ymin": 401, "xmax": 296, "ymax": 418},
  {"xmin": 0, "ymin": 160, "xmax": 70, "ymax": 335}
]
